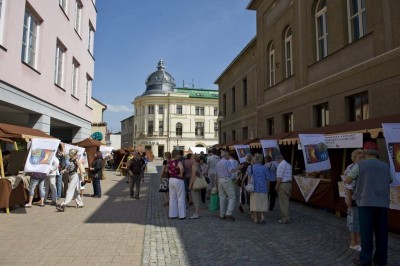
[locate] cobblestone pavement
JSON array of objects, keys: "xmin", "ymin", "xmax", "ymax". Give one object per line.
[
  {"xmin": 143, "ymin": 160, "xmax": 400, "ymax": 266},
  {"xmin": 0, "ymin": 167, "xmax": 153, "ymax": 266},
  {"xmin": 1, "ymin": 160, "xmax": 399, "ymax": 266}
]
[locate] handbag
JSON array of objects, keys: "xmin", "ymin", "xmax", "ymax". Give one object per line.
[
  {"xmin": 159, "ymin": 178, "xmax": 169, "ymax": 192},
  {"xmin": 193, "ymin": 175, "xmax": 208, "ymax": 190},
  {"xmin": 245, "ymin": 166, "xmax": 254, "ymax": 193}
]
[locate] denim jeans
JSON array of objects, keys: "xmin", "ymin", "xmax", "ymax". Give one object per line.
[
  {"xmin": 92, "ymin": 177, "xmax": 101, "ymax": 196},
  {"xmin": 56, "ymin": 174, "xmax": 62, "ymax": 199},
  {"xmin": 29, "ymin": 178, "xmax": 45, "ymax": 198}
]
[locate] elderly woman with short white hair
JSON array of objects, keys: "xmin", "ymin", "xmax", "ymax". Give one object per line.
[{"xmin": 243, "ymin": 153, "xmax": 269, "ymax": 224}]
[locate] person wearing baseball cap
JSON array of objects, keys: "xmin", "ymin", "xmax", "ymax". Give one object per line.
[{"xmin": 345, "ymin": 141, "xmax": 393, "ymax": 265}]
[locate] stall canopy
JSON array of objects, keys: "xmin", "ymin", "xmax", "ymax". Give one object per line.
[
  {"xmin": 188, "ymin": 147, "xmax": 207, "ymax": 154},
  {"xmin": 0, "ymin": 123, "xmax": 53, "ymax": 140},
  {"xmin": 278, "ymin": 113, "xmax": 400, "ymax": 145},
  {"xmin": 72, "ymin": 138, "xmax": 103, "ymax": 166}
]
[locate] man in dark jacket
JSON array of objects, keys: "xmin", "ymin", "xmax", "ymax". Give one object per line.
[{"xmin": 128, "ymin": 152, "xmax": 144, "ymax": 199}]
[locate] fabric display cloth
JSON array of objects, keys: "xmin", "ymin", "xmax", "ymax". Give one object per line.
[{"xmin": 293, "ymin": 175, "xmax": 321, "ymax": 202}]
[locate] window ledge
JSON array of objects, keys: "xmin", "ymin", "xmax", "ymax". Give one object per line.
[
  {"xmin": 22, "ymin": 61, "xmax": 41, "ymax": 75},
  {"xmin": 71, "ymin": 95, "xmax": 79, "ymax": 101},
  {"xmin": 0, "ymin": 45, "xmax": 7, "ymax": 52},
  {"xmin": 87, "ymin": 49, "xmax": 95, "ymax": 61},
  {"xmin": 75, "ymin": 29, "xmax": 82, "ymax": 40},
  {"xmin": 59, "ymin": 5, "xmax": 69, "ymax": 21},
  {"xmin": 264, "ymin": 74, "xmax": 295, "ymax": 91},
  {"xmin": 54, "ymin": 83, "xmax": 65, "ymax": 91}
]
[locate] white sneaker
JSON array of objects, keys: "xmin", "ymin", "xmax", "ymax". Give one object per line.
[
  {"xmin": 190, "ymin": 214, "xmax": 200, "ymax": 219},
  {"xmin": 350, "ymin": 245, "xmax": 362, "ymax": 252}
]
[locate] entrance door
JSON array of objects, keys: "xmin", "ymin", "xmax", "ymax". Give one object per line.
[{"xmin": 158, "ymin": 145, "xmax": 164, "ymax": 158}]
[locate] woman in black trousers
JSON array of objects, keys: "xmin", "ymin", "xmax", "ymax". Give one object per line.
[{"xmin": 90, "ymin": 151, "xmax": 103, "ymax": 198}]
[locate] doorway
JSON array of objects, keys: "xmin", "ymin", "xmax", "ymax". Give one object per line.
[{"xmin": 158, "ymin": 145, "xmax": 164, "ymax": 158}]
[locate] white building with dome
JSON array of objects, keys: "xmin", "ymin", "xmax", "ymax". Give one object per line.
[{"xmin": 131, "ymin": 60, "xmax": 219, "ymax": 157}]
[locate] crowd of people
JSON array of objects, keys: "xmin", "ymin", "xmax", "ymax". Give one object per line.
[
  {"xmin": 158, "ymin": 148, "xmax": 293, "ymax": 223},
  {"xmin": 1, "ymin": 146, "xmax": 104, "ymax": 212}
]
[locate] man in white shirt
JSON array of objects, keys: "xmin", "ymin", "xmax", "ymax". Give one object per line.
[
  {"xmin": 207, "ymin": 149, "xmax": 221, "ymax": 190},
  {"xmin": 216, "ymin": 150, "xmax": 236, "ymax": 221},
  {"xmin": 275, "ymin": 154, "xmax": 292, "ymax": 224}
]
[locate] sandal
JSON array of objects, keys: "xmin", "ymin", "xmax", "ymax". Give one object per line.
[
  {"xmin": 25, "ymin": 204, "xmax": 32, "ymax": 208},
  {"xmin": 56, "ymin": 205, "xmax": 65, "ymax": 212}
]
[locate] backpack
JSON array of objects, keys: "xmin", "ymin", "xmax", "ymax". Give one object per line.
[{"xmin": 129, "ymin": 159, "xmax": 143, "ymax": 174}]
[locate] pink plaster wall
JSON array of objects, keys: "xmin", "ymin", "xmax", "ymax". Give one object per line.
[{"xmin": 0, "ymin": 0, "xmax": 97, "ymax": 122}]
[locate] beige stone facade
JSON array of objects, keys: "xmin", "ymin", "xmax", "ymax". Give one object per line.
[
  {"xmin": 216, "ymin": 0, "xmax": 400, "ymax": 144},
  {"xmin": 90, "ymin": 97, "xmax": 107, "ymax": 144}
]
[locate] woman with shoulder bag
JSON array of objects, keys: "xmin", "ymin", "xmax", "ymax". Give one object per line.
[
  {"xmin": 159, "ymin": 152, "xmax": 171, "ymax": 207},
  {"xmin": 189, "ymin": 154, "xmax": 207, "ymax": 219},
  {"xmin": 90, "ymin": 151, "xmax": 103, "ymax": 198}
]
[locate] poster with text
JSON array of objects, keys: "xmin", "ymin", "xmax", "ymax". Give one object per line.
[
  {"xmin": 260, "ymin": 139, "xmax": 281, "ymax": 160},
  {"xmin": 299, "ymin": 134, "xmax": 331, "ymax": 173},
  {"xmin": 24, "ymin": 138, "xmax": 60, "ymax": 174},
  {"xmin": 382, "ymin": 123, "xmax": 400, "ymax": 187},
  {"xmin": 234, "ymin": 145, "xmax": 251, "ymax": 163}
]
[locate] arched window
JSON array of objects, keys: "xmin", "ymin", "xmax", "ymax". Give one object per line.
[
  {"xmin": 284, "ymin": 27, "xmax": 293, "ymax": 77},
  {"xmin": 347, "ymin": 0, "xmax": 366, "ymax": 42},
  {"xmin": 176, "ymin": 122, "xmax": 182, "ymax": 136},
  {"xmin": 268, "ymin": 42, "xmax": 275, "ymax": 87},
  {"xmin": 315, "ymin": 0, "xmax": 328, "ymax": 60}
]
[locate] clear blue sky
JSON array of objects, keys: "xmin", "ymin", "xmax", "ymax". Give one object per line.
[{"xmin": 92, "ymin": 1, "xmax": 255, "ymax": 132}]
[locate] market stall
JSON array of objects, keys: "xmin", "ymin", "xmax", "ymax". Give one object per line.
[{"xmin": 0, "ymin": 123, "xmax": 54, "ymax": 213}]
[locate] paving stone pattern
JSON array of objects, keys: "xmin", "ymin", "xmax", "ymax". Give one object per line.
[{"xmin": 143, "ymin": 160, "xmax": 400, "ymax": 266}]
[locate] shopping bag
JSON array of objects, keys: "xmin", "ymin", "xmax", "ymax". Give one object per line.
[{"xmin": 209, "ymin": 194, "xmax": 219, "ymax": 212}]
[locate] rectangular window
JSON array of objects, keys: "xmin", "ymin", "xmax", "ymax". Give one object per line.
[
  {"xmin": 158, "ymin": 105, "xmax": 164, "ymax": 114},
  {"xmin": 148, "ymin": 121, "xmax": 154, "ymax": 136},
  {"xmin": 176, "ymin": 105, "xmax": 182, "ymax": 114},
  {"xmin": 242, "ymin": 127, "xmax": 248, "ymax": 140},
  {"xmin": 159, "ymin": 121, "xmax": 164, "ymax": 136},
  {"xmin": 223, "ymin": 132, "xmax": 227, "ymax": 144},
  {"xmin": 88, "ymin": 22, "xmax": 95, "ymax": 55},
  {"xmin": 71, "ymin": 59, "xmax": 79, "ymax": 97},
  {"xmin": 349, "ymin": 92, "xmax": 369, "ymax": 121},
  {"xmin": 54, "ymin": 42, "xmax": 66, "ymax": 87},
  {"xmin": 214, "ymin": 122, "xmax": 218, "ymax": 138},
  {"xmin": 59, "ymin": 0, "xmax": 67, "ymax": 11},
  {"xmin": 195, "ymin": 122, "xmax": 204, "ymax": 137},
  {"xmin": 223, "ymin": 94, "xmax": 226, "ymax": 116},
  {"xmin": 0, "ymin": 0, "xmax": 5, "ymax": 44},
  {"xmin": 269, "ymin": 45, "xmax": 275, "ymax": 87},
  {"xmin": 348, "ymin": 0, "xmax": 366, "ymax": 42},
  {"xmin": 284, "ymin": 28, "xmax": 293, "ymax": 78},
  {"xmin": 21, "ymin": 10, "xmax": 39, "ymax": 68},
  {"xmin": 214, "ymin": 107, "xmax": 218, "ymax": 116},
  {"xmin": 315, "ymin": 103, "xmax": 329, "ymax": 127},
  {"xmin": 242, "ymin": 78, "xmax": 248, "ymax": 107},
  {"xmin": 232, "ymin": 130, "xmax": 236, "ymax": 142},
  {"xmin": 85, "ymin": 75, "xmax": 92, "ymax": 106},
  {"xmin": 267, "ymin": 118, "xmax": 274, "ymax": 136},
  {"xmin": 148, "ymin": 105, "xmax": 154, "ymax": 114},
  {"xmin": 284, "ymin": 113, "xmax": 294, "ymax": 132},
  {"xmin": 195, "ymin": 106, "xmax": 205, "ymax": 115},
  {"xmin": 74, "ymin": 0, "xmax": 82, "ymax": 34},
  {"xmin": 231, "ymin": 87, "xmax": 236, "ymax": 113}
]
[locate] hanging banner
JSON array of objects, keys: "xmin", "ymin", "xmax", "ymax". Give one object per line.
[
  {"xmin": 24, "ymin": 138, "xmax": 60, "ymax": 174},
  {"xmin": 260, "ymin": 139, "xmax": 281, "ymax": 160},
  {"xmin": 234, "ymin": 145, "xmax": 251, "ymax": 163},
  {"xmin": 299, "ymin": 134, "xmax": 331, "ymax": 173},
  {"xmin": 100, "ymin": 146, "xmax": 114, "ymax": 158},
  {"xmin": 382, "ymin": 123, "xmax": 400, "ymax": 187},
  {"xmin": 64, "ymin": 144, "xmax": 88, "ymax": 168},
  {"xmin": 298, "ymin": 133, "xmax": 363, "ymax": 149},
  {"xmin": 294, "ymin": 175, "xmax": 320, "ymax": 202}
]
